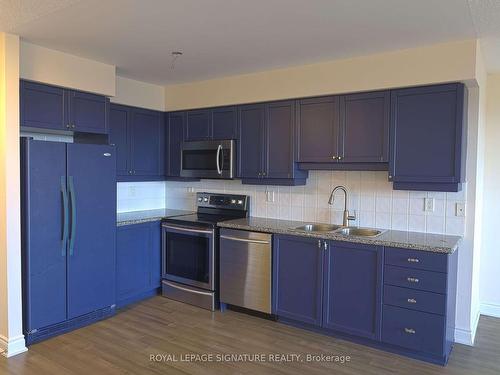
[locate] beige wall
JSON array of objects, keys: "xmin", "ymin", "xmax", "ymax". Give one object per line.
[
  {"xmin": 112, "ymin": 76, "xmax": 165, "ymax": 111},
  {"xmin": 480, "ymin": 73, "xmax": 500, "ymax": 317},
  {"xmin": 165, "ymin": 39, "xmax": 478, "ymax": 110},
  {"xmin": 20, "ymin": 41, "xmax": 116, "ymax": 96},
  {"xmin": 0, "ymin": 33, "xmax": 26, "ymax": 357}
]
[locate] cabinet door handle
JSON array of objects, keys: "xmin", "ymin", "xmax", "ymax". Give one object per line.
[
  {"xmin": 68, "ymin": 176, "xmax": 77, "ymax": 256},
  {"xmin": 323, "ymin": 241, "xmax": 328, "ymax": 250},
  {"xmin": 407, "ymin": 258, "xmax": 420, "ymax": 263},
  {"xmin": 60, "ymin": 176, "xmax": 69, "ymax": 257},
  {"xmin": 404, "ymin": 328, "xmax": 416, "ymax": 334},
  {"xmin": 407, "ymin": 298, "xmax": 417, "ymax": 304},
  {"xmin": 338, "ymin": 156, "xmax": 343, "ymax": 160},
  {"xmin": 407, "ymin": 277, "xmax": 419, "ymax": 283}
]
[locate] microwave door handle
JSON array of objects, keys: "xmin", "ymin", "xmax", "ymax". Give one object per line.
[{"xmin": 216, "ymin": 144, "xmax": 222, "ymax": 175}]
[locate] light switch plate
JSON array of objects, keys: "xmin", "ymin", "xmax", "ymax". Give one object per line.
[
  {"xmin": 456, "ymin": 202, "xmax": 466, "ymax": 217},
  {"xmin": 186, "ymin": 186, "xmax": 194, "ymax": 193},
  {"xmin": 424, "ymin": 198, "xmax": 434, "ymax": 212}
]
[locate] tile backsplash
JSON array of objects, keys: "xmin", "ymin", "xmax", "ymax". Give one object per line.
[
  {"xmin": 163, "ymin": 171, "xmax": 466, "ymax": 236},
  {"xmin": 117, "ymin": 181, "xmax": 167, "ymax": 213}
]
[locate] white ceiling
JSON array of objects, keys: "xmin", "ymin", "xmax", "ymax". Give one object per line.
[{"xmin": 1, "ymin": 0, "xmax": 500, "ymax": 85}]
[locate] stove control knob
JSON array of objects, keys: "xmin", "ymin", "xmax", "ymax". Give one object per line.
[
  {"xmin": 238, "ymin": 200, "xmax": 243, "ymax": 205},
  {"xmin": 231, "ymin": 199, "xmax": 236, "ymax": 204},
  {"xmin": 198, "ymin": 197, "xmax": 203, "ymax": 202},
  {"xmin": 203, "ymin": 197, "xmax": 209, "ymax": 202}
]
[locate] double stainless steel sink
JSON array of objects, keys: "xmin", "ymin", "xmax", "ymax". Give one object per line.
[{"xmin": 293, "ymin": 223, "xmax": 385, "ymax": 237}]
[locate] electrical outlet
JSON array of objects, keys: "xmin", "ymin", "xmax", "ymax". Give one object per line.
[
  {"xmin": 186, "ymin": 186, "xmax": 194, "ymax": 193},
  {"xmin": 128, "ymin": 186, "xmax": 136, "ymax": 197},
  {"xmin": 424, "ymin": 198, "xmax": 434, "ymax": 212},
  {"xmin": 266, "ymin": 190, "xmax": 275, "ymax": 203},
  {"xmin": 456, "ymin": 202, "xmax": 466, "ymax": 217}
]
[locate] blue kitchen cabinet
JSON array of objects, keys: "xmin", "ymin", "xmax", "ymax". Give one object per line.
[
  {"xmin": 382, "ymin": 247, "xmax": 458, "ymax": 364},
  {"xmin": 296, "ymin": 96, "xmax": 340, "ymax": 163},
  {"xmin": 184, "ymin": 107, "xmax": 238, "ymax": 141},
  {"xmin": 323, "ymin": 241, "xmax": 383, "ymax": 340},
  {"xmin": 67, "ymin": 90, "xmax": 109, "ymax": 134},
  {"xmin": 273, "ymin": 235, "xmax": 323, "ymax": 326},
  {"xmin": 212, "ymin": 106, "xmax": 237, "ymax": 140},
  {"xmin": 238, "ymin": 101, "xmax": 307, "ymax": 185},
  {"xmin": 130, "ymin": 108, "xmax": 164, "ymax": 177},
  {"xmin": 339, "ymin": 90, "xmax": 389, "ymax": 164},
  {"xmin": 389, "ymin": 83, "xmax": 466, "ymax": 192},
  {"xmin": 20, "ymin": 80, "xmax": 66, "ymax": 131},
  {"xmin": 109, "ymin": 104, "xmax": 129, "ymax": 176},
  {"xmin": 109, "ymin": 103, "xmax": 164, "ymax": 181},
  {"xmin": 238, "ymin": 104, "xmax": 265, "ymax": 179},
  {"xmin": 116, "ymin": 221, "xmax": 162, "ymax": 307},
  {"xmin": 20, "ymin": 79, "xmax": 109, "ymax": 134},
  {"xmin": 166, "ymin": 111, "xmax": 186, "ymax": 178},
  {"xmin": 185, "ymin": 109, "xmax": 212, "ymax": 141},
  {"xmin": 296, "ymin": 92, "xmax": 389, "ymax": 170}
]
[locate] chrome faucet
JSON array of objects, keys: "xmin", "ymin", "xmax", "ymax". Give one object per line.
[{"xmin": 328, "ymin": 185, "xmax": 356, "ymax": 227}]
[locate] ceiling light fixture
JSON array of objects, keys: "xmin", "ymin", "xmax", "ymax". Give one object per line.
[{"xmin": 170, "ymin": 51, "xmax": 183, "ymax": 70}]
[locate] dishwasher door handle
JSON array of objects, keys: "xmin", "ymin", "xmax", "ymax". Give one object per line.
[{"xmin": 220, "ymin": 235, "xmax": 270, "ymax": 245}]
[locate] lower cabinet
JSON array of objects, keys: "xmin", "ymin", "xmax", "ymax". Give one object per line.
[
  {"xmin": 323, "ymin": 241, "xmax": 383, "ymax": 340},
  {"xmin": 273, "ymin": 235, "xmax": 323, "ymax": 326},
  {"xmin": 273, "ymin": 235, "xmax": 458, "ymax": 365},
  {"xmin": 116, "ymin": 221, "xmax": 162, "ymax": 307}
]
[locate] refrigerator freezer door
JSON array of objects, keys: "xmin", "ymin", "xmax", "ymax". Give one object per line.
[{"xmin": 66, "ymin": 143, "xmax": 117, "ymax": 319}]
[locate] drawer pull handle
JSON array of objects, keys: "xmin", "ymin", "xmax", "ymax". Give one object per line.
[
  {"xmin": 407, "ymin": 258, "xmax": 420, "ymax": 263},
  {"xmin": 407, "ymin": 298, "xmax": 417, "ymax": 304},
  {"xmin": 407, "ymin": 277, "xmax": 419, "ymax": 283},
  {"xmin": 404, "ymin": 328, "xmax": 416, "ymax": 334}
]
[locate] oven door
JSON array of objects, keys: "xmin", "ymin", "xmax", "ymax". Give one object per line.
[
  {"xmin": 180, "ymin": 139, "xmax": 235, "ymax": 179},
  {"xmin": 162, "ymin": 223, "xmax": 215, "ymax": 290}
]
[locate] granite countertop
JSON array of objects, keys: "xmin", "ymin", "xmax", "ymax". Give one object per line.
[
  {"xmin": 217, "ymin": 217, "xmax": 461, "ymax": 254},
  {"xmin": 117, "ymin": 209, "xmax": 194, "ymax": 226}
]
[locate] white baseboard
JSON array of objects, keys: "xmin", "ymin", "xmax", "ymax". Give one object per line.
[
  {"xmin": 480, "ymin": 302, "xmax": 500, "ymax": 318},
  {"xmin": 0, "ymin": 334, "xmax": 27, "ymax": 358},
  {"xmin": 454, "ymin": 310, "xmax": 480, "ymax": 346}
]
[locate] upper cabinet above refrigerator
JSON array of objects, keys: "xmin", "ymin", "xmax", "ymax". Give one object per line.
[{"xmin": 20, "ymin": 80, "xmax": 109, "ymax": 135}]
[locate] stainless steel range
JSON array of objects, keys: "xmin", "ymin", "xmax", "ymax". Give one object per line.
[{"xmin": 161, "ymin": 192, "xmax": 249, "ymax": 310}]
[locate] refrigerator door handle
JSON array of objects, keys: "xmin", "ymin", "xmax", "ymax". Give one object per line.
[
  {"xmin": 60, "ymin": 176, "xmax": 69, "ymax": 256},
  {"xmin": 68, "ymin": 176, "xmax": 76, "ymax": 256}
]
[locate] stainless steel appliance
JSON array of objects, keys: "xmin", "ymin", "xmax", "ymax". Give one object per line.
[
  {"xmin": 161, "ymin": 192, "xmax": 249, "ymax": 310},
  {"xmin": 220, "ymin": 229, "xmax": 272, "ymax": 314},
  {"xmin": 180, "ymin": 139, "xmax": 235, "ymax": 179}
]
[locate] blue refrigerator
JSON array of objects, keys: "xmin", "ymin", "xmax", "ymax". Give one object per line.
[{"xmin": 21, "ymin": 138, "xmax": 117, "ymax": 344}]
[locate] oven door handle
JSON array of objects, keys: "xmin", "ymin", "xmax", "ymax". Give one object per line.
[
  {"xmin": 220, "ymin": 235, "xmax": 270, "ymax": 245},
  {"xmin": 162, "ymin": 224, "xmax": 213, "ymax": 235},
  {"xmin": 163, "ymin": 281, "xmax": 215, "ymax": 296},
  {"xmin": 216, "ymin": 144, "xmax": 222, "ymax": 175}
]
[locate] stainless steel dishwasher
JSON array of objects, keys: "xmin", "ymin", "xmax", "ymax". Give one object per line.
[{"xmin": 219, "ymin": 228, "xmax": 272, "ymax": 313}]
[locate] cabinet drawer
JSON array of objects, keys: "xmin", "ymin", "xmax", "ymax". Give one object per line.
[
  {"xmin": 382, "ymin": 305, "xmax": 445, "ymax": 356},
  {"xmin": 385, "ymin": 247, "xmax": 448, "ymax": 273},
  {"xmin": 383, "ymin": 285, "xmax": 446, "ymax": 315},
  {"xmin": 384, "ymin": 265, "xmax": 447, "ymax": 293}
]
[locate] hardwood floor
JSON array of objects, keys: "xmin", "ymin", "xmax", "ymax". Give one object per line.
[{"xmin": 1, "ymin": 296, "xmax": 499, "ymax": 374}]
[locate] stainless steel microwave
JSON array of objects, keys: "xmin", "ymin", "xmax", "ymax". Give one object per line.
[{"xmin": 180, "ymin": 140, "xmax": 236, "ymax": 179}]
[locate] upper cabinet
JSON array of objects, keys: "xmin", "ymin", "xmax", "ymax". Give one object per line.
[
  {"xmin": 339, "ymin": 91, "xmax": 389, "ymax": 163},
  {"xmin": 238, "ymin": 101, "xmax": 307, "ymax": 185},
  {"xmin": 389, "ymin": 83, "xmax": 466, "ymax": 192},
  {"xmin": 20, "ymin": 80, "xmax": 109, "ymax": 134},
  {"xmin": 184, "ymin": 106, "xmax": 238, "ymax": 141},
  {"xmin": 296, "ymin": 91, "xmax": 389, "ymax": 170},
  {"xmin": 109, "ymin": 103, "xmax": 164, "ymax": 181},
  {"xmin": 296, "ymin": 96, "xmax": 340, "ymax": 163},
  {"xmin": 166, "ymin": 111, "xmax": 186, "ymax": 178}
]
